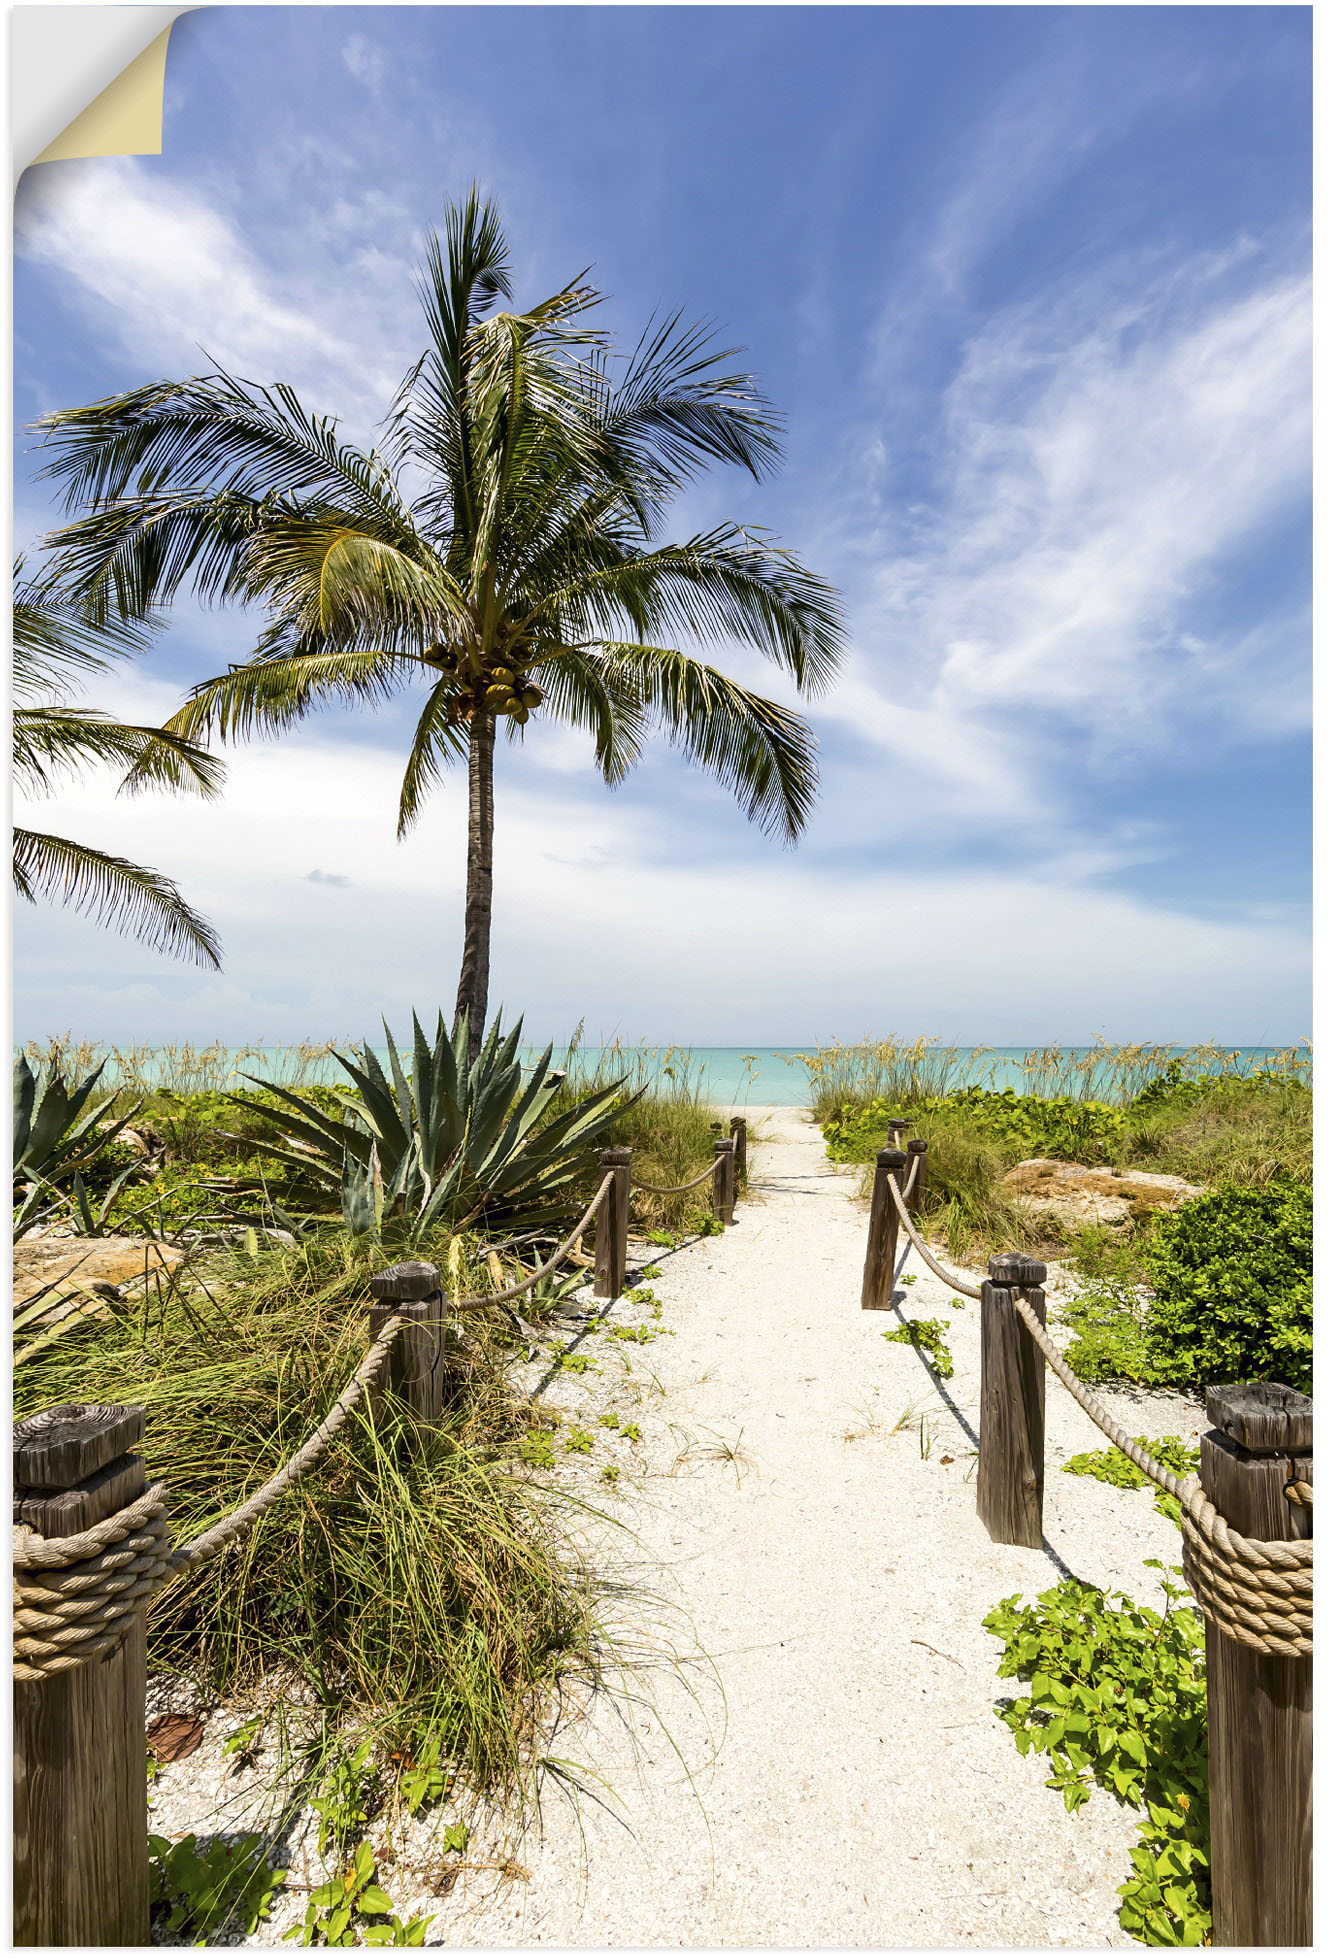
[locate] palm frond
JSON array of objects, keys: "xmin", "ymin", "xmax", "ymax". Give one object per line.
[
  {"xmin": 167, "ymin": 648, "xmax": 419, "ymax": 744},
  {"xmin": 14, "ymin": 707, "xmax": 224, "ymax": 799},
  {"xmin": 13, "ymin": 828, "xmax": 222, "ymax": 967},
  {"xmin": 12, "ymin": 556, "xmax": 154, "ymax": 696},
  {"xmin": 599, "ymin": 645, "xmax": 821, "ymax": 840},
  {"xmin": 596, "ymin": 310, "xmax": 783, "ymax": 494},
  {"xmin": 525, "ymin": 645, "xmax": 649, "ymax": 785},
  {"xmin": 396, "ymin": 678, "xmax": 470, "ymax": 836},
  {"xmin": 536, "ymin": 524, "xmax": 845, "ymax": 696}
]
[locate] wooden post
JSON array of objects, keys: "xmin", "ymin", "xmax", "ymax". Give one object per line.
[
  {"xmin": 886, "ymin": 1117, "xmax": 913, "ymax": 1153},
  {"xmin": 1201, "ymin": 1382, "xmax": 1311, "ymax": 1948},
  {"xmin": 368, "ymin": 1261, "xmax": 447, "ymax": 1430},
  {"xmin": 712, "ymin": 1137, "xmax": 737, "ymax": 1225},
  {"xmin": 729, "ymin": 1116, "xmax": 748, "ymax": 1183},
  {"xmin": 861, "ymin": 1147, "xmax": 906, "ymax": 1311},
  {"xmin": 14, "ymin": 1404, "xmax": 152, "ymax": 1946},
  {"xmin": 594, "ymin": 1147, "xmax": 632, "ymax": 1299},
  {"xmin": 976, "ymin": 1253, "xmax": 1047, "ymax": 1548},
  {"xmin": 906, "ymin": 1137, "xmax": 928, "ymax": 1207}
]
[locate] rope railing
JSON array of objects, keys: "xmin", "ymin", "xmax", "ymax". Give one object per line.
[
  {"xmin": 454, "ymin": 1173, "xmax": 615, "ymax": 1307},
  {"xmin": 874, "ymin": 1157, "xmax": 1313, "ymax": 1660},
  {"xmin": 884, "ymin": 1172, "xmax": 981, "ymax": 1298},
  {"xmin": 1008, "ymin": 1295, "xmax": 1312, "ymax": 1659},
  {"xmin": 632, "ymin": 1160, "xmax": 721, "ymax": 1196},
  {"xmin": 14, "ymin": 1133, "xmax": 742, "ymax": 1687}
]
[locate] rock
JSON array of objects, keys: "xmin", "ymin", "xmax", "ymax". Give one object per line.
[
  {"xmin": 1002, "ymin": 1159, "xmax": 1204, "ymax": 1230},
  {"xmin": 14, "ymin": 1232, "xmax": 186, "ymax": 1307}
]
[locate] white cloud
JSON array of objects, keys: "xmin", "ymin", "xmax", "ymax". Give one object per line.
[{"xmin": 13, "ymin": 709, "xmax": 1309, "ymax": 1047}]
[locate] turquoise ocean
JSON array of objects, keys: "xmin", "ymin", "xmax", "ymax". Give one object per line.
[{"xmin": 43, "ymin": 1044, "xmax": 1302, "ymax": 1106}]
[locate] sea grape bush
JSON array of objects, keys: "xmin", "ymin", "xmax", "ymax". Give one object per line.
[
  {"xmin": 1140, "ymin": 1182, "xmax": 1312, "ymax": 1395},
  {"xmin": 983, "ymin": 1567, "xmax": 1209, "ymax": 1946}
]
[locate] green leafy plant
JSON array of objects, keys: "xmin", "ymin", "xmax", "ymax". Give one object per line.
[
  {"xmin": 598, "ymin": 1411, "xmax": 620, "ymax": 1430},
  {"xmin": 1140, "ymin": 1182, "xmax": 1311, "ymax": 1394},
  {"xmin": 149, "ymin": 1831, "xmax": 286, "ymax": 1942},
  {"xmin": 1062, "ymin": 1437, "xmax": 1199, "ymax": 1525},
  {"xmin": 639, "ymin": 1264, "xmax": 663, "ymax": 1279},
  {"xmin": 620, "ymin": 1422, "xmax": 642, "ymax": 1442},
  {"xmin": 983, "ymin": 1567, "xmax": 1209, "ymax": 1946},
  {"xmin": 881, "ymin": 1317, "xmax": 954, "ymax": 1378},
  {"xmin": 233, "ymin": 1011, "xmax": 635, "ymax": 1241},
  {"xmin": 601, "ymin": 1463, "xmax": 621, "ymax": 1484},
  {"xmin": 1060, "ymin": 1274, "xmax": 1159, "ymax": 1386},
  {"xmin": 286, "ymin": 1840, "xmax": 433, "ymax": 1947},
  {"xmin": 398, "ymin": 1735, "xmax": 448, "ymax": 1818},
  {"xmin": 563, "ymin": 1427, "xmax": 593, "ymax": 1454},
  {"xmin": 548, "ymin": 1342, "xmax": 597, "ymax": 1375},
  {"xmin": 310, "ymin": 1740, "xmax": 378, "ymax": 1858}
]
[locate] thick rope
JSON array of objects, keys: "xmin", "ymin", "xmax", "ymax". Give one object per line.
[
  {"xmin": 633, "ymin": 1160, "xmax": 719, "ymax": 1197},
  {"xmin": 885, "ymin": 1175, "xmax": 982, "ymax": 1298},
  {"xmin": 13, "ymin": 1314, "xmax": 409, "ymax": 1679},
  {"xmin": 167, "ymin": 1313, "xmax": 406, "ymax": 1570},
  {"xmin": 902, "ymin": 1152, "xmax": 921, "ymax": 1202},
  {"xmin": 14, "ymin": 1488, "xmax": 174, "ymax": 1681},
  {"xmin": 454, "ymin": 1174, "xmax": 613, "ymax": 1306},
  {"xmin": 1010, "ymin": 1296, "xmax": 1312, "ymax": 1658}
]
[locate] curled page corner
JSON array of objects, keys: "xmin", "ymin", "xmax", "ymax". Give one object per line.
[{"xmin": 13, "ymin": 5, "xmax": 193, "ymax": 177}]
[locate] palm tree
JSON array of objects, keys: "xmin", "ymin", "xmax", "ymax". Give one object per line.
[
  {"xmin": 36, "ymin": 192, "xmax": 843, "ymax": 1054},
  {"xmin": 12, "ymin": 562, "xmax": 224, "ymax": 966}
]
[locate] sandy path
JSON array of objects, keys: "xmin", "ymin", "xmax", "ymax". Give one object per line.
[{"xmin": 432, "ymin": 1106, "xmax": 1200, "ymax": 1948}]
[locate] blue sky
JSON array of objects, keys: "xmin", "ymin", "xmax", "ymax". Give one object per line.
[{"xmin": 13, "ymin": 4, "xmax": 1311, "ymax": 1046}]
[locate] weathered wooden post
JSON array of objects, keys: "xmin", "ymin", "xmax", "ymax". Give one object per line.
[
  {"xmin": 14, "ymin": 1403, "xmax": 155, "ymax": 1945},
  {"xmin": 906, "ymin": 1137, "xmax": 928, "ymax": 1206},
  {"xmin": 860, "ymin": 1147, "xmax": 906, "ymax": 1311},
  {"xmin": 976, "ymin": 1253, "xmax": 1048, "ymax": 1547},
  {"xmin": 712, "ymin": 1136, "xmax": 737, "ymax": 1225},
  {"xmin": 729, "ymin": 1116, "xmax": 748, "ymax": 1183},
  {"xmin": 1199, "ymin": 1383, "xmax": 1311, "ymax": 1947},
  {"xmin": 368, "ymin": 1261, "xmax": 448, "ymax": 1430},
  {"xmin": 886, "ymin": 1117, "xmax": 913, "ymax": 1153},
  {"xmin": 594, "ymin": 1147, "xmax": 632, "ymax": 1299}
]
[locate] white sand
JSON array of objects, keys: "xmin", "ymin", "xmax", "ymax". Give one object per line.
[{"xmin": 150, "ymin": 1106, "xmax": 1200, "ymax": 1946}]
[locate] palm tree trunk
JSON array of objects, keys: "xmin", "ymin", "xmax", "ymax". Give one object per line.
[{"xmin": 454, "ymin": 708, "xmax": 495, "ymax": 1062}]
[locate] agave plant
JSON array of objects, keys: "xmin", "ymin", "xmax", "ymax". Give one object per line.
[
  {"xmin": 13, "ymin": 1053, "xmax": 143, "ymax": 1236},
  {"xmin": 230, "ymin": 1011, "xmax": 635, "ymax": 1242}
]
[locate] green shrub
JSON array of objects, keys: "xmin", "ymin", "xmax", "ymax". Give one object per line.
[
  {"xmin": 984, "ymin": 1567, "xmax": 1209, "ymax": 1945},
  {"xmin": 1141, "ymin": 1183, "xmax": 1312, "ymax": 1394}
]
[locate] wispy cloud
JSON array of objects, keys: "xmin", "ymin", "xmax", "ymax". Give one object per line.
[
  {"xmin": 15, "ymin": 161, "xmax": 410, "ymax": 425},
  {"xmin": 837, "ymin": 250, "xmax": 1309, "ymax": 823},
  {"xmin": 341, "ymin": 35, "xmax": 386, "ymax": 92},
  {"xmin": 306, "ymin": 869, "xmax": 352, "ymax": 888}
]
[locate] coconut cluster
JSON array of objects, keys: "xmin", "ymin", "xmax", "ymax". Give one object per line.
[{"xmin": 425, "ymin": 645, "xmax": 544, "ymax": 725}]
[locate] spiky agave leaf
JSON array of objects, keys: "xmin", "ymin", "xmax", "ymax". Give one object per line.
[{"xmin": 234, "ymin": 1007, "xmax": 639, "ymax": 1238}]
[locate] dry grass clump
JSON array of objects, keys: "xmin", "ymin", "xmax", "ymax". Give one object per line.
[{"xmin": 13, "ymin": 1228, "xmax": 606, "ymax": 1796}]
